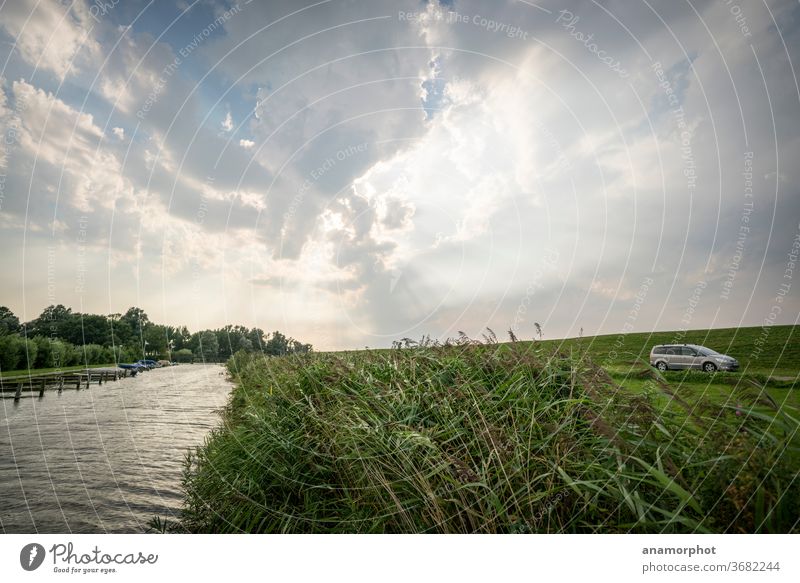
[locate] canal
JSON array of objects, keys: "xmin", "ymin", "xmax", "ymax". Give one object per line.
[{"xmin": 0, "ymin": 364, "xmax": 232, "ymax": 533}]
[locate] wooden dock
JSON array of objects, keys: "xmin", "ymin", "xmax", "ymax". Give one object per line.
[{"xmin": 0, "ymin": 368, "xmax": 134, "ymax": 400}]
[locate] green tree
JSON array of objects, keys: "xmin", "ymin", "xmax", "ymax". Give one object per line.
[
  {"xmin": 27, "ymin": 304, "xmax": 73, "ymax": 337},
  {"xmin": 33, "ymin": 336, "xmax": 53, "ymax": 368},
  {"xmin": 77, "ymin": 314, "xmax": 112, "ymax": 345},
  {"xmin": 0, "ymin": 334, "xmax": 24, "ymax": 370},
  {"xmin": 198, "ymin": 330, "xmax": 219, "ymax": 362},
  {"xmin": 32, "ymin": 336, "xmax": 71, "ymax": 368},
  {"xmin": 0, "ymin": 306, "xmax": 20, "ymax": 335},
  {"xmin": 121, "ymin": 307, "xmax": 149, "ymax": 353},
  {"xmin": 248, "ymin": 328, "xmax": 265, "ymax": 350},
  {"xmin": 262, "ymin": 331, "xmax": 311, "ymax": 356},
  {"xmin": 57, "ymin": 313, "xmax": 84, "ymax": 345},
  {"xmin": 174, "ymin": 348, "xmax": 193, "ymax": 363},
  {"xmin": 144, "ymin": 324, "xmax": 169, "ymax": 358},
  {"xmin": 21, "ymin": 337, "xmax": 38, "ymax": 369},
  {"xmin": 290, "ymin": 339, "xmax": 312, "ymax": 354},
  {"xmin": 77, "ymin": 344, "xmax": 106, "ymax": 365},
  {"xmin": 7, "ymin": 304, "xmax": 311, "ymax": 371},
  {"xmin": 265, "ymin": 331, "xmax": 290, "ymax": 355},
  {"xmin": 62, "ymin": 343, "xmax": 80, "ymax": 366},
  {"xmin": 172, "ymin": 326, "xmax": 191, "ymax": 350},
  {"xmin": 216, "ymin": 325, "xmax": 254, "ymax": 360}
]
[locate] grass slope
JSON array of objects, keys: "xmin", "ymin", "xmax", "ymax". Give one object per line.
[
  {"xmin": 532, "ymin": 325, "xmax": 798, "ymax": 376},
  {"xmin": 179, "ymin": 342, "xmax": 799, "ymax": 534}
]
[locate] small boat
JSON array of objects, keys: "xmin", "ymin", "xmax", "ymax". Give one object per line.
[{"xmin": 118, "ymin": 363, "xmax": 143, "ymax": 376}]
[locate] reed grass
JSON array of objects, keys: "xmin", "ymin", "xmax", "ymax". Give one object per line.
[{"xmin": 180, "ymin": 342, "xmax": 799, "ymax": 533}]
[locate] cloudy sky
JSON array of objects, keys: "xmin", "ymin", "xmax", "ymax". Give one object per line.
[{"xmin": 0, "ymin": 0, "xmax": 798, "ymax": 349}]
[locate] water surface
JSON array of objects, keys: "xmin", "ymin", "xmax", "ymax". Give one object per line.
[{"xmin": 0, "ymin": 364, "xmax": 231, "ymax": 533}]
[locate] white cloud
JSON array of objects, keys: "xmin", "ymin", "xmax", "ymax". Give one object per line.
[
  {"xmin": 1, "ymin": 0, "xmax": 798, "ymax": 346},
  {"xmin": 0, "ymin": 0, "xmax": 98, "ymax": 78},
  {"xmin": 94, "ymin": 30, "xmax": 182, "ymax": 116},
  {"xmin": 221, "ymin": 111, "xmax": 233, "ymax": 132},
  {"xmin": 12, "ymin": 79, "xmax": 104, "ymax": 170}
]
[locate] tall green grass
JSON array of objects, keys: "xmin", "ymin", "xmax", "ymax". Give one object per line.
[{"xmin": 180, "ymin": 343, "xmax": 799, "ymax": 533}]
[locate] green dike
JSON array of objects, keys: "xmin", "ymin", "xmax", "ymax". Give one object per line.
[
  {"xmin": 179, "ymin": 341, "xmax": 799, "ymax": 533},
  {"xmin": 529, "ymin": 324, "xmax": 799, "ymax": 377}
]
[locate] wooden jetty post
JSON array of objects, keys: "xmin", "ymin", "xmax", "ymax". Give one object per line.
[{"xmin": 3, "ymin": 366, "xmax": 132, "ymax": 400}]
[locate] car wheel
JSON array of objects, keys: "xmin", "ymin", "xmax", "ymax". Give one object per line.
[
  {"xmin": 703, "ymin": 362, "xmax": 717, "ymax": 373},
  {"xmin": 656, "ymin": 361, "xmax": 668, "ymax": 372}
]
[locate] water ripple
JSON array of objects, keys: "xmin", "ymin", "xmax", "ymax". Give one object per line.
[{"xmin": 0, "ymin": 363, "xmax": 231, "ymax": 533}]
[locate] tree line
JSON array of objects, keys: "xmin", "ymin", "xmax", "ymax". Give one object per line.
[{"xmin": 0, "ymin": 305, "xmax": 311, "ymax": 373}]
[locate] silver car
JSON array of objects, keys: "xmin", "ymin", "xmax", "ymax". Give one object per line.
[{"xmin": 650, "ymin": 344, "xmax": 739, "ymax": 373}]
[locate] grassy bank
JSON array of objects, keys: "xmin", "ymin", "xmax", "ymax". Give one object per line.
[
  {"xmin": 533, "ymin": 325, "xmax": 798, "ymax": 377},
  {"xmin": 180, "ymin": 342, "xmax": 799, "ymax": 533}
]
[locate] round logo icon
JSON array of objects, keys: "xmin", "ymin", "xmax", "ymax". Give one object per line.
[{"xmin": 20, "ymin": 543, "xmax": 46, "ymax": 571}]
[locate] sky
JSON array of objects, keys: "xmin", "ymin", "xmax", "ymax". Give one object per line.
[{"xmin": 0, "ymin": 0, "xmax": 798, "ymax": 350}]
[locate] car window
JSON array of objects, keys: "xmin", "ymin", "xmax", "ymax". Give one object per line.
[
  {"xmin": 653, "ymin": 346, "xmax": 665, "ymax": 354},
  {"xmin": 681, "ymin": 347, "xmax": 697, "ymax": 356},
  {"xmin": 665, "ymin": 347, "xmax": 679, "ymax": 355}
]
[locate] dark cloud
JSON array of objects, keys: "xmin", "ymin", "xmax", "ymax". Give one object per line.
[{"xmin": 0, "ymin": 0, "xmax": 798, "ymax": 346}]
